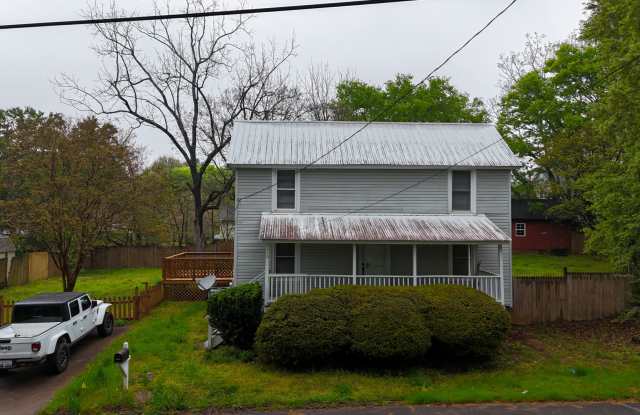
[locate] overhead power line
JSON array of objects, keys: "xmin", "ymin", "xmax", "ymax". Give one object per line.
[
  {"xmin": 0, "ymin": 0, "xmax": 415, "ymax": 31},
  {"xmin": 334, "ymin": 45, "xmax": 640, "ymax": 219},
  {"xmin": 238, "ymin": 0, "xmax": 519, "ymax": 204}
]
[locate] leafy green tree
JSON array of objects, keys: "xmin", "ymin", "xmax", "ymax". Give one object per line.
[
  {"xmin": 579, "ymin": 0, "xmax": 640, "ymax": 291},
  {"xmin": 497, "ymin": 43, "xmax": 603, "ymax": 226},
  {"xmin": 333, "ymin": 75, "xmax": 489, "ymax": 123},
  {"xmin": 0, "ymin": 112, "xmax": 140, "ymax": 291}
]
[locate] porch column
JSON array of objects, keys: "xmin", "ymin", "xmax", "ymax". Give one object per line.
[
  {"xmin": 498, "ymin": 244, "xmax": 504, "ymax": 305},
  {"xmin": 264, "ymin": 244, "xmax": 271, "ymax": 304},
  {"xmin": 352, "ymin": 244, "xmax": 357, "ymax": 285},
  {"xmin": 412, "ymin": 245, "xmax": 417, "ymax": 286},
  {"xmin": 467, "ymin": 245, "xmax": 471, "ymax": 276}
]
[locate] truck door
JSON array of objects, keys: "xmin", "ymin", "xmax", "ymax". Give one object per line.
[
  {"xmin": 67, "ymin": 300, "xmax": 83, "ymax": 341},
  {"xmin": 78, "ymin": 295, "xmax": 94, "ymax": 335}
]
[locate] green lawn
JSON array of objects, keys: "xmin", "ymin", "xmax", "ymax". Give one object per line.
[
  {"xmin": 0, "ymin": 268, "xmax": 161, "ymax": 302},
  {"xmin": 512, "ymin": 253, "xmax": 615, "ymax": 276},
  {"xmin": 44, "ymin": 302, "xmax": 640, "ymax": 414}
]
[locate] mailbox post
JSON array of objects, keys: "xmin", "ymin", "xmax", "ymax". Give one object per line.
[{"xmin": 113, "ymin": 342, "xmax": 131, "ymax": 390}]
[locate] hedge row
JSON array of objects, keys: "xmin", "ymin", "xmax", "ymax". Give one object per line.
[{"xmin": 255, "ymin": 285, "xmax": 510, "ymax": 367}]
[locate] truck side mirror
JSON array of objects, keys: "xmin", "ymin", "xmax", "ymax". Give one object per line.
[{"xmin": 91, "ymin": 300, "xmax": 98, "ymax": 308}]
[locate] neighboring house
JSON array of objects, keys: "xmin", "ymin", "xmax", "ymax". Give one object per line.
[
  {"xmin": 511, "ymin": 199, "xmax": 583, "ymax": 254},
  {"xmin": 0, "ymin": 236, "xmax": 16, "ymax": 288},
  {"xmin": 228, "ymin": 121, "xmax": 520, "ymax": 306}
]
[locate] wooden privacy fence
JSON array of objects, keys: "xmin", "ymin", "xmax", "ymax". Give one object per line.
[
  {"xmin": 0, "ymin": 281, "xmax": 165, "ymax": 325},
  {"xmin": 88, "ymin": 242, "xmax": 234, "ymax": 269},
  {"xmin": 511, "ymin": 272, "xmax": 632, "ymax": 324},
  {"xmin": 162, "ymin": 252, "xmax": 234, "ymax": 301}
]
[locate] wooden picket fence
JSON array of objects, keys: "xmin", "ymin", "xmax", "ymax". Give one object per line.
[{"xmin": 0, "ymin": 281, "xmax": 166, "ymax": 325}]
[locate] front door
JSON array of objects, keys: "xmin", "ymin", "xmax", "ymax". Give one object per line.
[{"xmin": 358, "ymin": 245, "xmax": 387, "ymax": 275}]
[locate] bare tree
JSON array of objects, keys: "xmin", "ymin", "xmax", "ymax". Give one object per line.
[
  {"xmin": 496, "ymin": 32, "xmax": 557, "ymax": 94},
  {"xmin": 58, "ymin": 0, "xmax": 301, "ymax": 249},
  {"xmin": 303, "ymin": 62, "xmax": 336, "ymax": 121}
]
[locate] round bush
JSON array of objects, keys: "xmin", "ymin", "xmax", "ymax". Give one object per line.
[
  {"xmin": 416, "ymin": 285, "xmax": 511, "ymax": 357},
  {"xmin": 255, "ymin": 293, "xmax": 350, "ymax": 367},
  {"xmin": 207, "ymin": 283, "xmax": 263, "ymax": 350},
  {"xmin": 351, "ymin": 295, "xmax": 431, "ymax": 362}
]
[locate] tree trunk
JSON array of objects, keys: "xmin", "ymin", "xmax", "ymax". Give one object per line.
[{"xmin": 192, "ymin": 190, "xmax": 205, "ymax": 251}]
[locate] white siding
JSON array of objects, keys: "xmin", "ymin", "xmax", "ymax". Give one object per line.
[
  {"xmin": 476, "ymin": 170, "xmax": 513, "ymax": 305},
  {"xmin": 300, "ymin": 169, "xmax": 448, "ymax": 213},
  {"xmin": 235, "ymin": 169, "xmax": 271, "ymax": 283},
  {"xmin": 235, "ymin": 166, "xmax": 513, "ymax": 306}
]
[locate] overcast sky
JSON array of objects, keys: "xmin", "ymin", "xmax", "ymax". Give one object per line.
[{"xmin": 0, "ymin": 0, "xmax": 587, "ymax": 162}]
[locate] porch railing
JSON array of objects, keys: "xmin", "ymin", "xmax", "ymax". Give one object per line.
[{"xmin": 265, "ymin": 273, "xmax": 502, "ymax": 304}]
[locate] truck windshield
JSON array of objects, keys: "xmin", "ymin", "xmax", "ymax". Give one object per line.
[{"xmin": 12, "ymin": 304, "xmax": 65, "ymax": 323}]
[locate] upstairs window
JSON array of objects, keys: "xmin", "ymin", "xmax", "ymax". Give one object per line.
[
  {"xmin": 451, "ymin": 171, "xmax": 471, "ymax": 211},
  {"xmin": 276, "ymin": 170, "xmax": 296, "ymax": 210},
  {"xmin": 275, "ymin": 243, "xmax": 295, "ymax": 273},
  {"xmin": 515, "ymin": 222, "xmax": 526, "ymax": 237}
]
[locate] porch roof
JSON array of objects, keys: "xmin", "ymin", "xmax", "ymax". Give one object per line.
[{"xmin": 259, "ymin": 213, "xmax": 510, "ymax": 243}]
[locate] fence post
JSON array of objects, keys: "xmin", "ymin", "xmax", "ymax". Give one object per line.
[
  {"xmin": 565, "ymin": 267, "xmax": 573, "ymax": 321},
  {"xmin": 0, "ymin": 296, "xmax": 3, "ymax": 325},
  {"xmin": 134, "ymin": 287, "xmax": 141, "ymax": 320}
]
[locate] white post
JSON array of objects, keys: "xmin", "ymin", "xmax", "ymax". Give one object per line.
[
  {"xmin": 498, "ymin": 244, "xmax": 504, "ymax": 305},
  {"xmin": 412, "ymin": 244, "xmax": 417, "ymax": 286},
  {"xmin": 264, "ymin": 244, "xmax": 271, "ymax": 304},
  {"xmin": 467, "ymin": 244, "xmax": 471, "ymax": 276},
  {"xmin": 352, "ymin": 244, "xmax": 357, "ymax": 285}
]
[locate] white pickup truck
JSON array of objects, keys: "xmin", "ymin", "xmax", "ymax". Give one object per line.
[{"xmin": 0, "ymin": 292, "xmax": 113, "ymax": 374}]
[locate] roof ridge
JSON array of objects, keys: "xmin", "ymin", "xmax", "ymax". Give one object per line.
[{"xmin": 235, "ymin": 120, "xmax": 496, "ymax": 127}]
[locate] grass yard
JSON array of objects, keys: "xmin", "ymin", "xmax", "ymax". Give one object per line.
[
  {"xmin": 512, "ymin": 253, "xmax": 615, "ymax": 275},
  {"xmin": 44, "ymin": 302, "xmax": 640, "ymax": 414},
  {"xmin": 0, "ymin": 268, "xmax": 161, "ymax": 302}
]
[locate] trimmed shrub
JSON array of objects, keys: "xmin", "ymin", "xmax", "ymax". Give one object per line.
[
  {"xmin": 207, "ymin": 283, "xmax": 263, "ymax": 350},
  {"xmin": 351, "ymin": 295, "xmax": 431, "ymax": 362},
  {"xmin": 415, "ymin": 285, "xmax": 511, "ymax": 357},
  {"xmin": 255, "ymin": 293, "xmax": 350, "ymax": 367}
]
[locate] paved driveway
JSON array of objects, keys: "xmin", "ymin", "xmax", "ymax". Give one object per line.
[
  {"xmin": 240, "ymin": 402, "xmax": 640, "ymax": 415},
  {"xmin": 0, "ymin": 326, "xmax": 126, "ymax": 415}
]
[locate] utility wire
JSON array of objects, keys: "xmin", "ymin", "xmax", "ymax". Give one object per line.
[
  {"xmin": 333, "ymin": 48, "xmax": 640, "ymax": 219},
  {"xmin": 238, "ymin": 0, "xmax": 519, "ymax": 204},
  {"xmin": 0, "ymin": 0, "xmax": 415, "ymax": 30}
]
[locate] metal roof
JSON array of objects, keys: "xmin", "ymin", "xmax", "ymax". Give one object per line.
[
  {"xmin": 15, "ymin": 292, "xmax": 85, "ymax": 305},
  {"xmin": 228, "ymin": 121, "xmax": 521, "ymax": 168},
  {"xmin": 259, "ymin": 213, "xmax": 510, "ymax": 243}
]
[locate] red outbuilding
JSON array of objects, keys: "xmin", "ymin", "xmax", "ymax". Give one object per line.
[{"xmin": 511, "ymin": 199, "xmax": 583, "ymax": 254}]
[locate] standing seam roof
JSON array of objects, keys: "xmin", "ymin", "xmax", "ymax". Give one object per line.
[{"xmin": 228, "ymin": 121, "xmax": 521, "ymax": 168}]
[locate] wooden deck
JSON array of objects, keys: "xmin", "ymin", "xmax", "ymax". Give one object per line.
[{"xmin": 162, "ymin": 252, "xmax": 234, "ymax": 300}]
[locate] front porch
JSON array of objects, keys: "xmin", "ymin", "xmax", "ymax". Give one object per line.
[
  {"xmin": 264, "ymin": 242, "xmax": 504, "ymax": 304},
  {"xmin": 258, "ymin": 213, "xmax": 510, "ymax": 305}
]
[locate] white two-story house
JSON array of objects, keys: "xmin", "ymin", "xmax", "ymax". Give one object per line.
[{"xmin": 228, "ymin": 121, "xmax": 520, "ymax": 306}]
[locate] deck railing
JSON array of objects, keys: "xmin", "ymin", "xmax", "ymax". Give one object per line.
[
  {"xmin": 265, "ymin": 273, "xmax": 502, "ymax": 304},
  {"xmin": 162, "ymin": 252, "xmax": 234, "ymax": 286}
]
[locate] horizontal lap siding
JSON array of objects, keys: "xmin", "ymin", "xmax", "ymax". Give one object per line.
[
  {"xmin": 476, "ymin": 170, "xmax": 512, "ymax": 305},
  {"xmin": 235, "ymin": 169, "xmax": 271, "ymax": 283},
  {"xmin": 235, "ymin": 167, "xmax": 513, "ymax": 304},
  {"xmin": 300, "ymin": 169, "xmax": 448, "ymax": 213}
]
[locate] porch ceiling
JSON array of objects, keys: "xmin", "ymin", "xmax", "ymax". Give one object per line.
[{"xmin": 259, "ymin": 213, "xmax": 510, "ymax": 243}]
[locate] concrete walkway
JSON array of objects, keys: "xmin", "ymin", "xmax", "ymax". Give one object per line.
[
  {"xmin": 0, "ymin": 326, "xmax": 126, "ymax": 415},
  {"xmin": 237, "ymin": 402, "xmax": 640, "ymax": 415}
]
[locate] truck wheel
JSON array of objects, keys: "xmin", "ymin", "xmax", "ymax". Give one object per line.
[
  {"xmin": 98, "ymin": 312, "xmax": 114, "ymax": 337},
  {"xmin": 47, "ymin": 338, "xmax": 70, "ymax": 374}
]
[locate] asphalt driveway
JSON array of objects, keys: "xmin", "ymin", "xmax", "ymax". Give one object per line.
[
  {"xmin": 0, "ymin": 326, "xmax": 126, "ymax": 415},
  {"xmin": 240, "ymin": 402, "xmax": 640, "ymax": 415}
]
